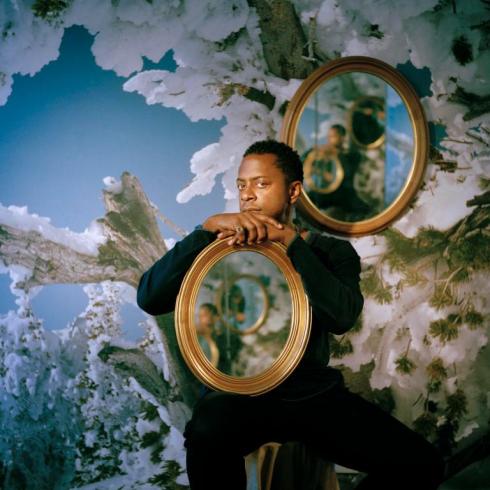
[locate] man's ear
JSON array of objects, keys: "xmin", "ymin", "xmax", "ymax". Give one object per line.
[{"xmin": 289, "ymin": 180, "xmax": 302, "ymax": 204}]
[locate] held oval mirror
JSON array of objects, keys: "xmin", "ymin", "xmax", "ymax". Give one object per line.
[
  {"xmin": 280, "ymin": 56, "xmax": 429, "ymax": 236},
  {"xmin": 175, "ymin": 239, "xmax": 312, "ymax": 395}
]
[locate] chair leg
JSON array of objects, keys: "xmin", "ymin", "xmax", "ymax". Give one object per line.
[{"xmin": 246, "ymin": 442, "xmax": 340, "ymax": 490}]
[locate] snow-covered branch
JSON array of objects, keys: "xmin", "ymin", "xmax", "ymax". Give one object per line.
[{"xmin": 0, "ymin": 172, "xmax": 167, "ymax": 290}]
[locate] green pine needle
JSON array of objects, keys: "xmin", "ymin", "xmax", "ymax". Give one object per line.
[
  {"xmin": 465, "ymin": 309, "xmax": 485, "ymax": 329},
  {"xmin": 329, "ymin": 334, "xmax": 354, "ymax": 358},
  {"xmin": 360, "ymin": 266, "xmax": 393, "ymax": 304},
  {"xmin": 445, "ymin": 388, "xmax": 468, "ymax": 421},
  {"xmin": 426, "ymin": 358, "xmax": 448, "ymax": 380},
  {"xmin": 413, "ymin": 412, "xmax": 437, "ymax": 438},
  {"xmin": 429, "ymin": 284, "xmax": 455, "ymax": 310},
  {"xmin": 429, "ymin": 317, "xmax": 460, "ymax": 343},
  {"xmin": 395, "ymin": 355, "xmax": 415, "ymax": 374}
]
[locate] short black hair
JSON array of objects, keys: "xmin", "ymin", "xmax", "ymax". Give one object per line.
[
  {"xmin": 243, "ymin": 139, "xmax": 303, "ymax": 185},
  {"xmin": 200, "ymin": 303, "xmax": 218, "ymax": 316},
  {"xmin": 330, "ymin": 124, "xmax": 346, "ymax": 137}
]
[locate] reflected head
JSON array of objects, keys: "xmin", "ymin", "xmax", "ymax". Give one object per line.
[
  {"xmin": 328, "ymin": 124, "xmax": 346, "ymax": 148},
  {"xmin": 330, "ymin": 124, "xmax": 346, "ymax": 137}
]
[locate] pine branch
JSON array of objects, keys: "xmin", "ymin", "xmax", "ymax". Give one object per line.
[
  {"xmin": 448, "ymin": 86, "xmax": 490, "ymax": 121},
  {"xmin": 466, "ymin": 190, "xmax": 490, "ymax": 206}
]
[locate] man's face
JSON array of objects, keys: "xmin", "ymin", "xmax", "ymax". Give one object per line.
[
  {"xmin": 237, "ymin": 153, "xmax": 292, "ymax": 222},
  {"xmin": 327, "ymin": 128, "xmax": 344, "ymax": 148},
  {"xmin": 198, "ymin": 307, "xmax": 215, "ymax": 329}
]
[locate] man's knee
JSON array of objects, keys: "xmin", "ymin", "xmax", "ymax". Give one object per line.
[{"xmin": 183, "ymin": 392, "xmax": 240, "ymax": 448}]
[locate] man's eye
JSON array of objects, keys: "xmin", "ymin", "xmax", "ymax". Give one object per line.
[{"xmin": 257, "ymin": 182, "xmax": 268, "ymax": 188}]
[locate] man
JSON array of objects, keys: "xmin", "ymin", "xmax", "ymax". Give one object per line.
[
  {"xmin": 136, "ymin": 140, "xmax": 445, "ymax": 490},
  {"xmin": 196, "ymin": 303, "xmax": 221, "ymax": 367},
  {"xmin": 196, "ymin": 302, "xmax": 243, "ymax": 374},
  {"xmin": 304, "ymin": 124, "xmax": 370, "ymax": 220}
]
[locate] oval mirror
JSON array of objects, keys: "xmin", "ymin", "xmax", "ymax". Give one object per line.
[
  {"xmin": 280, "ymin": 56, "xmax": 429, "ymax": 236},
  {"xmin": 216, "ymin": 274, "xmax": 269, "ymax": 335},
  {"xmin": 175, "ymin": 239, "xmax": 311, "ymax": 395}
]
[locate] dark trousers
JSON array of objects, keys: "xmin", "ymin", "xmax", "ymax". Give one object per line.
[{"xmin": 183, "ymin": 383, "xmax": 445, "ymax": 490}]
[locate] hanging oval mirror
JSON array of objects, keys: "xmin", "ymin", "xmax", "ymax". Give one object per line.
[
  {"xmin": 216, "ymin": 274, "xmax": 270, "ymax": 336},
  {"xmin": 175, "ymin": 239, "xmax": 311, "ymax": 395},
  {"xmin": 280, "ymin": 56, "xmax": 429, "ymax": 236}
]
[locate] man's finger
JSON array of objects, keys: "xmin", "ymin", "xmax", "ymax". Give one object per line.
[
  {"xmin": 218, "ymin": 230, "xmax": 235, "ymax": 239},
  {"xmin": 243, "ymin": 213, "xmax": 267, "ymax": 243},
  {"xmin": 228, "ymin": 232, "xmax": 242, "ymax": 246},
  {"xmin": 239, "ymin": 216, "xmax": 257, "ymax": 244},
  {"xmin": 235, "ymin": 221, "xmax": 248, "ymax": 244},
  {"xmin": 251, "ymin": 212, "xmax": 284, "ymax": 229}
]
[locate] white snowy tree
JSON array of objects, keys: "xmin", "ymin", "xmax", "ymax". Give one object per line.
[{"xmin": 0, "ymin": 267, "xmax": 79, "ymax": 489}]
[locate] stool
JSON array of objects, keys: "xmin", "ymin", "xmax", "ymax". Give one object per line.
[{"xmin": 245, "ymin": 441, "xmax": 340, "ymax": 490}]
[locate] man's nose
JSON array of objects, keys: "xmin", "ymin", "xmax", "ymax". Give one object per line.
[{"xmin": 240, "ymin": 186, "xmax": 255, "ymax": 201}]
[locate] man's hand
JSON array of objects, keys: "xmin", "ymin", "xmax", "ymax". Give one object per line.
[
  {"xmin": 203, "ymin": 211, "xmax": 284, "ymax": 245},
  {"xmin": 216, "ymin": 219, "xmax": 298, "ymax": 247},
  {"xmin": 259, "ymin": 223, "xmax": 298, "ymax": 247}
]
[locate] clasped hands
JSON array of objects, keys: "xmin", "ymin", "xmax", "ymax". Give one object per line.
[{"xmin": 202, "ymin": 211, "xmax": 299, "ymax": 247}]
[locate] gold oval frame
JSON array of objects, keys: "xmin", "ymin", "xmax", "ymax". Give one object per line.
[
  {"xmin": 349, "ymin": 95, "xmax": 386, "ymax": 150},
  {"xmin": 215, "ymin": 273, "xmax": 270, "ymax": 335},
  {"xmin": 280, "ymin": 56, "xmax": 429, "ymax": 237},
  {"xmin": 175, "ymin": 239, "xmax": 312, "ymax": 396},
  {"xmin": 303, "ymin": 148, "xmax": 345, "ymax": 194}
]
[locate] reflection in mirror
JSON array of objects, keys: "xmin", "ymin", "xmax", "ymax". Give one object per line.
[
  {"xmin": 196, "ymin": 303, "xmax": 220, "ymax": 367},
  {"xmin": 218, "ymin": 275, "xmax": 268, "ymax": 334},
  {"xmin": 350, "ymin": 96, "xmax": 385, "ymax": 148},
  {"xmin": 194, "ymin": 251, "xmax": 292, "ymax": 377},
  {"xmin": 296, "ymin": 71, "xmax": 413, "ymax": 223}
]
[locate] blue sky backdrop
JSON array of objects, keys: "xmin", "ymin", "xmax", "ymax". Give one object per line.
[{"xmin": 0, "ymin": 25, "xmax": 225, "ymax": 340}]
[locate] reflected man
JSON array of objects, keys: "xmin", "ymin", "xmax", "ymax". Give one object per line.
[
  {"xmin": 221, "ymin": 283, "xmax": 247, "ymax": 328},
  {"xmin": 197, "ymin": 302, "xmax": 243, "ymax": 374},
  {"xmin": 304, "ymin": 124, "xmax": 370, "ymax": 220},
  {"xmin": 196, "ymin": 303, "xmax": 220, "ymax": 367}
]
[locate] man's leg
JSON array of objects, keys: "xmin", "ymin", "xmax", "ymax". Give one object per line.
[
  {"xmin": 294, "ymin": 385, "xmax": 445, "ymax": 490},
  {"xmin": 183, "ymin": 384, "xmax": 445, "ymax": 490},
  {"xmin": 183, "ymin": 390, "xmax": 291, "ymax": 490}
]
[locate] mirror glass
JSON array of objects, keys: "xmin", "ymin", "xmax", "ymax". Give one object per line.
[
  {"xmin": 295, "ymin": 71, "xmax": 413, "ymax": 223},
  {"xmin": 194, "ymin": 251, "xmax": 292, "ymax": 377}
]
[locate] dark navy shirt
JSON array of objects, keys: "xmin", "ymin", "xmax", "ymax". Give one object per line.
[{"xmin": 136, "ymin": 224, "xmax": 364, "ymax": 401}]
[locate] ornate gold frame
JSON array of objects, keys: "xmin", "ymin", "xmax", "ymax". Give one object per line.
[
  {"xmin": 348, "ymin": 95, "xmax": 386, "ymax": 150},
  {"xmin": 303, "ymin": 148, "xmax": 344, "ymax": 194},
  {"xmin": 280, "ymin": 56, "xmax": 429, "ymax": 237},
  {"xmin": 215, "ymin": 273, "xmax": 270, "ymax": 335},
  {"xmin": 175, "ymin": 239, "xmax": 312, "ymax": 395}
]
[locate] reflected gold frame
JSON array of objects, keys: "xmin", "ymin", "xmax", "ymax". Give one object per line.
[
  {"xmin": 280, "ymin": 56, "xmax": 429, "ymax": 237},
  {"xmin": 175, "ymin": 239, "xmax": 312, "ymax": 395},
  {"xmin": 303, "ymin": 148, "xmax": 344, "ymax": 194},
  {"xmin": 349, "ymin": 95, "xmax": 386, "ymax": 150},
  {"xmin": 216, "ymin": 273, "xmax": 270, "ymax": 335}
]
